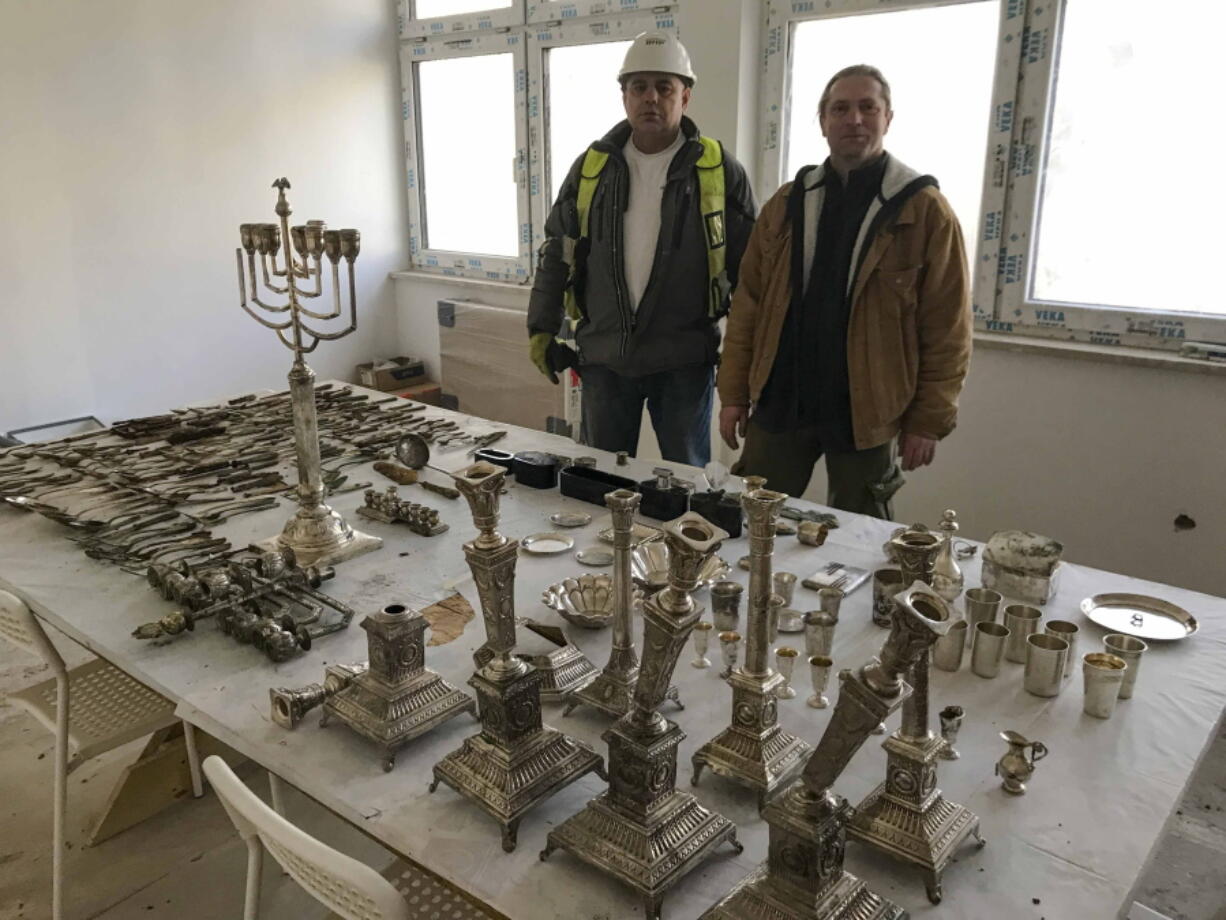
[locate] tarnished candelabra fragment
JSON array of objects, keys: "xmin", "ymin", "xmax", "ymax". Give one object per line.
[
  {"xmin": 429, "ymin": 463, "xmax": 605, "ymax": 852},
  {"xmin": 237, "ymin": 178, "xmax": 380, "ymax": 566},
  {"xmin": 356, "ymin": 486, "xmax": 447, "ymax": 536},
  {"xmin": 134, "ymin": 550, "xmax": 356, "ymax": 662},
  {"xmin": 846, "ymin": 527, "xmax": 984, "ymax": 903},
  {"xmin": 543, "ymin": 513, "xmax": 741, "ymax": 920},
  {"xmin": 271, "ymin": 662, "xmax": 368, "ymax": 729},
  {"xmin": 692, "ymin": 488, "xmax": 811, "ymax": 806},
  {"xmin": 701, "ymin": 583, "xmax": 952, "ymax": 920}
]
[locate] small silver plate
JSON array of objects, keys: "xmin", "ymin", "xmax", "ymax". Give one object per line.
[
  {"xmin": 550, "ymin": 511, "xmax": 592, "ymax": 528},
  {"xmin": 522, "ymin": 532, "xmax": 575, "ymax": 555},
  {"xmin": 575, "ymin": 547, "xmax": 613, "ymax": 567},
  {"xmin": 1080, "ymin": 593, "xmax": 1198, "ymax": 641}
]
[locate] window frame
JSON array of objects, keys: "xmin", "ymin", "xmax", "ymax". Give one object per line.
[
  {"xmin": 525, "ymin": 0, "xmax": 664, "ymax": 24},
  {"xmin": 760, "ymin": 0, "xmax": 1013, "ymax": 317},
  {"xmin": 399, "ymin": 32, "xmax": 532, "ymax": 281},
  {"xmin": 525, "ymin": 9, "xmax": 680, "ymax": 251},
  {"xmin": 401, "ymin": 0, "xmax": 525, "ymax": 39},
  {"xmin": 993, "ymin": 0, "xmax": 1226, "ymax": 349}
]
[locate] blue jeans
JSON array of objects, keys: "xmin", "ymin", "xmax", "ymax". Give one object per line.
[{"xmin": 578, "ymin": 364, "xmax": 713, "ymax": 467}]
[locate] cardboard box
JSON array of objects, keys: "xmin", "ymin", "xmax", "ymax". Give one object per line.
[
  {"xmin": 356, "ymin": 356, "xmax": 426, "ymax": 391},
  {"xmin": 389, "ymin": 381, "xmax": 442, "ymax": 406}
]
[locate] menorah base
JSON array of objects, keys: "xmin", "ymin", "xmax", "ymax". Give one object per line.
[
  {"xmin": 700, "ymin": 864, "xmax": 907, "ymax": 920},
  {"xmin": 255, "ymin": 504, "xmax": 381, "ymax": 567}
]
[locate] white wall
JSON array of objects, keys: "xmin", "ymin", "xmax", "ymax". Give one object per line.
[{"xmin": 0, "ymin": 0, "xmax": 409, "ymax": 433}]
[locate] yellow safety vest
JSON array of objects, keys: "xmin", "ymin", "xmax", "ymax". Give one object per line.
[{"xmin": 563, "ymin": 135, "xmax": 728, "ymax": 322}]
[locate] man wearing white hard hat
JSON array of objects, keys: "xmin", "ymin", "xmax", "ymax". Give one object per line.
[{"xmin": 528, "ymin": 32, "xmax": 755, "ymax": 466}]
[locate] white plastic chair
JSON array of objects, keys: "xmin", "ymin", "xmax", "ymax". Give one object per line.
[
  {"xmin": 203, "ymin": 755, "xmax": 411, "ymax": 920},
  {"xmin": 0, "ymin": 589, "xmax": 203, "ymax": 920}
]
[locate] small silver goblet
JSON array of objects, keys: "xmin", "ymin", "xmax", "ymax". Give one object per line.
[
  {"xmin": 718, "ymin": 630, "xmax": 741, "ymax": 679},
  {"xmin": 807, "ymin": 654, "xmax": 832, "ymax": 708},
  {"xmin": 939, "ymin": 704, "xmax": 964, "ymax": 760},
  {"xmin": 691, "ymin": 621, "xmax": 714, "ymax": 669},
  {"xmin": 774, "ymin": 646, "xmax": 799, "ymax": 699}
]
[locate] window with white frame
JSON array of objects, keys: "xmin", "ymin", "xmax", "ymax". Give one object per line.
[
  {"xmin": 763, "ymin": 0, "xmax": 1223, "ymax": 352},
  {"xmin": 399, "ymin": 0, "xmax": 677, "ymax": 281}
]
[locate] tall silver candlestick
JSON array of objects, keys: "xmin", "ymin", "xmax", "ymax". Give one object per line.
[
  {"xmin": 236, "ymin": 178, "xmax": 380, "ymax": 566},
  {"xmin": 692, "ymin": 488, "xmax": 811, "ymax": 806}
]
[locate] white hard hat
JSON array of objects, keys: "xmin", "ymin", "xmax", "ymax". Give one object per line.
[{"xmin": 618, "ymin": 32, "xmax": 696, "ymax": 86}]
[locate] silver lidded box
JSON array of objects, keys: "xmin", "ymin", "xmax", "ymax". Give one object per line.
[{"xmin": 981, "ymin": 530, "xmax": 1063, "ymax": 606}]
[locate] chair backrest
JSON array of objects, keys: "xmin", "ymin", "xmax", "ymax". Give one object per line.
[
  {"xmin": 0, "ymin": 589, "xmax": 65, "ymax": 674},
  {"xmin": 202, "ymin": 756, "xmax": 410, "ymax": 920}
]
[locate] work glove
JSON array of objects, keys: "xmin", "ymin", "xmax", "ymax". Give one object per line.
[{"xmin": 529, "ymin": 333, "xmax": 578, "ymax": 385}]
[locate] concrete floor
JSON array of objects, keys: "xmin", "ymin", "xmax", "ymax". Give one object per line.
[{"xmin": 2, "ymin": 635, "xmax": 1225, "ymax": 920}]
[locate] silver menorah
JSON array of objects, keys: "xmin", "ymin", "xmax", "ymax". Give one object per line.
[{"xmin": 236, "ymin": 177, "xmax": 381, "ymax": 566}]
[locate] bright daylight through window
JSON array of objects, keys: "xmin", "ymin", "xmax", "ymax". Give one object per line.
[
  {"xmin": 415, "ymin": 0, "xmax": 512, "ymax": 18},
  {"xmin": 416, "ymin": 53, "xmax": 518, "ymax": 257},
  {"xmin": 787, "ymin": 2, "xmax": 1000, "ymax": 252},
  {"xmin": 546, "ymin": 41, "xmax": 632, "ymax": 204},
  {"xmin": 1033, "ymin": 0, "xmax": 1222, "ymax": 316}
]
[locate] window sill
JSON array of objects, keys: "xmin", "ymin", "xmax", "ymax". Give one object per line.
[
  {"xmin": 975, "ymin": 332, "xmax": 1226, "ymax": 377},
  {"xmin": 389, "ymin": 270, "xmax": 533, "ymax": 296}
]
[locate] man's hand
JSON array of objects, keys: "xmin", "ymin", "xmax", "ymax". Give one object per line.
[
  {"xmin": 899, "ymin": 433, "xmax": 937, "ymax": 471},
  {"xmin": 529, "ymin": 332, "xmax": 558, "ymax": 384},
  {"xmin": 719, "ymin": 405, "xmax": 750, "ymax": 450}
]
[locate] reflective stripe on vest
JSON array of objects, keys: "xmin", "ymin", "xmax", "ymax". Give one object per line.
[{"xmin": 564, "ymin": 135, "xmax": 727, "ymax": 322}]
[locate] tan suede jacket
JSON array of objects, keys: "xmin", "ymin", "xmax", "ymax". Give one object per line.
[{"xmin": 717, "ymin": 155, "xmax": 972, "ymax": 450}]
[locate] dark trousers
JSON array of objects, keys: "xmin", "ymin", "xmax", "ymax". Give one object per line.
[
  {"xmin": 578, "ymin": 364, "xmax": 713, "ymax": 467},
  {"xmin": 732, "ymin": 418, "xmax": 902, "ymax": 519}
]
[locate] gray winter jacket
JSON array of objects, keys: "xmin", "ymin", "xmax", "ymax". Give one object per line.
[{"xmin": 527, "ymin": 117, "xmax": 756, "ymax": 377}]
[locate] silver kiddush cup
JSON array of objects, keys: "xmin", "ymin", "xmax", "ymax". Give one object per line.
[
  {"xmin": 807, "ymin": 654, "xmax": 832, "ymax": 709},
  {"xmin": 1044, "ymin": 620, "xmax": 1080, "ymax": 680},
  {"xmin": 718, "ymin": 630, "xmax": 741, "ymax": 679},
  {"xmin": 710, "ymin": 580, "xmax": 743, "ymax": 633},
  {"xmin": 1103, "ymin": 633, "xmax": 1147, "ymax": 700},
  {"xmin": 871, "ymin": 567, "xmax": 905, "ymax": 627},
  {"xmin": 774, "ymin": 647, "xmax": 799, "ymax": 699},
  {"xmin": 939, "ymin": 704, "xmax": 964, "ymax": 760},
  {"xmin": 932, "ymin": 620, "xmax": 968, "ymax": 671},
  {"xmin": 1003, "ymin": 604, "xmax": 1042, "ymax": 663},
  {"xmin": 691, "ymin": 621, "xmax": 714, "ymax": 669},
  {"xmin": 971, "ymin": 621, "xmax": 1010, "ymax": 678},
  {"xmin": 1023, "ymin": 633, "xmax": 1068, "ymax": 698},
  {"xmin": 803, "ymin": 610, "xmax": 838, "ymax": 659},
  {"xmin": 1083, "ymin": 652, "xmax": 1128, "ymax": 718},
  {"xmin": 964, "ymin": 587, "xmax": 1003, "ymax": 632}
]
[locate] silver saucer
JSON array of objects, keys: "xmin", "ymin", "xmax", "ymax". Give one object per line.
[
  {"xmin": 550, "ymin": 511, "xmax": 592, "ymax": 528},
  {"xmin": 575, "ymin": 547, "xmax": 614, "ymax": 567},
  {"xmin": 521, "ymin": 532, "xmax": 575, "ymax": 555}
]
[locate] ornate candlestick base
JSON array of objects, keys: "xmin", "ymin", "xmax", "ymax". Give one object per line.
[
  {"xmin": 254, "ymin": 508, "xmax": 382, "ymax": 567},
  {"xmin": 691, "ymin": 668, "xmax": 811, "ymax": 807},
  {"xmin": 701, "ymin": 784, "xmax": 905, "ymax": 920},
  {"xmin": 430, "ymin": 663, "xmax": 605, "ymax": 852},
  {"xmin": 321, "ymin": 604, "xmax": 475, "ymax": 772},
  {"xmin": 845, "ymin": 731, "xmax": 983, "ymax": 904},
  {"xmin": 543, "ymin": 719, "xmax": 741, "ymax": 920},
  {"xmin": 516, "ymin": 622, "xmax": 599, "ymax": 703}
]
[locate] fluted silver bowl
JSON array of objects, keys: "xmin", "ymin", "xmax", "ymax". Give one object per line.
[
  {"xmin": 541, "ymin": 573, "xmax": 642, "ymax": 630},
  {"xmin": 630, "ymin": 541, "xmax": 731, "ymax": 591}
]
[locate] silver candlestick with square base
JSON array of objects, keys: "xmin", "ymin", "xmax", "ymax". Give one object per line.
[
  {"xmin": 542, "ymin": 512, "xmax": 741, "ymax": 920},
  {"xmin": 236, "ymin": 178, "xmax": 380, "ymax": 567},
  {"xmin": 701, "ymin": 577, "xmax": 954, "ymax": 920},
  {"xmin": 846, "ymin": 529, "xmax": 984, "ymax": 904},
  {"xmin": 429, "ymin": 462, "xmax": 605, "ymax": 852},
  {"xmin": 692, "ymin": 488, "xmax": 811, "ymax": 807},
  {"xmin": 319, "ymin": 602, "xmax": 476, "ymax": 772},
  {"xmin": 565, "ymin": 489, "xmax": 681, "ymax": 718}
]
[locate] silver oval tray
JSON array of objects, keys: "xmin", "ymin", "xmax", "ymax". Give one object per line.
[{"xmin": 1080, "ymin": 593, "xmax": 1198, "ymax": 641}]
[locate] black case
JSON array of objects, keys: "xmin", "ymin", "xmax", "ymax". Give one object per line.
[
  {"xmin": 473, "ymin": 448, "xmax": 515, "ymax": 470},
  {"xmin": 637, "ymin": 481, "xmax": 690, "ymax": 521},
  {"xmin": 559, "ymin": 465, "xmax": 639, "ymax": 505},
  {"xmin": 511, "ymin": 451, "xmax": 560, "ymax": 489},
  {"xmin": 689, "ymin": 491, "xmax": 743, "ymax": 538}
]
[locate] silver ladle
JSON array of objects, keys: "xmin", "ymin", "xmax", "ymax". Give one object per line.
[{"xmin": 395, "ymin": 433, "xmax": 453, "ymax": 477}]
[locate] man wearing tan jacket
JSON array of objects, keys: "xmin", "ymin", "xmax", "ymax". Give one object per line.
[{"xmin": 717, "ymin": 64, "xmax": 971, "ymax": 518}]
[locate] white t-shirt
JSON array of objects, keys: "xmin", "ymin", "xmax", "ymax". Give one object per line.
[{"xmin": 621, "ymin": 131, "xmax": 684, "ymax": 314}]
